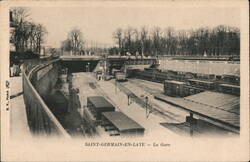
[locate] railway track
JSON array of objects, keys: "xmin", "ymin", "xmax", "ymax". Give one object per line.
[
  {"xmin": 117, "ymin": 81, "xmax": 180, "ymax": 119},
  {"xmin": 86, "ymin": 74, "xmax": 237, "ymax": 136},
  {"xmin": 114, "ymin": 81, "xmax": 208, "ymax": 135},
  {"xmin": 88, "ymin": 74, "xmax": 180, "ymax": 123},
  {"xmin": 126, "ymin": 79, "xmax": 181, "ymax": 117},
  {"xmin": 80, "ymin": 74, "xmax": 237, "ymax": 136}
]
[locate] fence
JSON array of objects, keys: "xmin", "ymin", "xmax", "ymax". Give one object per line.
[{"xmin": 22, "ymin": 59, "xmax": 70, "ymax": 138}]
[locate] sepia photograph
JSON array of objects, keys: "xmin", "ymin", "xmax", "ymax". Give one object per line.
[{"xmin": 1, "ymin": 0, "xmax": 249, "ymax": 161}]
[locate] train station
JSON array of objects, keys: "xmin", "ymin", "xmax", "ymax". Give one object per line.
[
  {"xmin": 2, "ymin": 2, "xmax": 250, "ymax": 162},
  {"xmin": 7, "ymin": 6, "xmax": 241, "ymax": 141},
  {"xmin": 9, "ymin": 53, "xmax": 240, "ymax": 139}
]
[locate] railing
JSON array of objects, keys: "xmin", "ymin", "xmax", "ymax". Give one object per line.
[
  {"xmin": 158, "ymin": 54, "xmax": 240, "ymax": 61},
  {"xmin": 22, "ymin": 59, "xmax": 71, "ymax": 138},
  {"xmin": 60, "ymin": 55, "xmax": 101, "ymax": 60}
]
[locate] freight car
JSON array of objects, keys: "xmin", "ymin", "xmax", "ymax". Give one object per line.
[
  {"xmin": 137, "ymin": 69, "xmax": 240, "ymax": 96},
  {"xmin": 115, "ymin": 72, "xmax": 126, "ymax": 82},
  {"xmin": 136, "ymin": 69, "xmax": 193, "ymax": 83},
  {"xmin": 164, "ymin": 80, "xmax": 187, "ymax": 97},
  {"xmin": 188, "ymin": 79, "xmax": 215, "ymax": 90},
  {"xmin": 218, "ymin": 83, "xmax": 240, "ymax": 96}
]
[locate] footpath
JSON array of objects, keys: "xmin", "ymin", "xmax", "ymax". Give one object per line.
[{"xmin": 10, "ymin": 75, "xmax": 31, "ymax": 139}]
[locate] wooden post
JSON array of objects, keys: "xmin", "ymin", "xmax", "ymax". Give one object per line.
[{"xmin": 186, "ymin": 112, "xmax": 197, "ymax": 137}]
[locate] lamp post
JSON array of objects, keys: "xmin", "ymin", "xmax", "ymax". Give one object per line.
[
  {"xmin": 87, "ymin": 62, "xmax": 90, "ymax": 72},
  {"xmin": 145, "ymin": 96, "xmax": 148, "ymax": 118},
  {"xmin": 115, "ymin": 79, "xmax": 117, "ymax": 94}
]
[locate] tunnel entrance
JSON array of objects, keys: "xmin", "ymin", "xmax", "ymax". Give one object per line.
[{"xmin": 60, "ymin": 60, "xmax": 99, "ymax": 73}]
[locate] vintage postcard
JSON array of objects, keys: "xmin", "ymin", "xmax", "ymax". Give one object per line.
[{"xmin": 0, "ymin": 0, "xmax": 249, "ymax": 161}]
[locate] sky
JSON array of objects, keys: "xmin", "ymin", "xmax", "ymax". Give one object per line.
[{"xmin": 26, "ymin": 6, "xmax": 240, "ymax": 48}]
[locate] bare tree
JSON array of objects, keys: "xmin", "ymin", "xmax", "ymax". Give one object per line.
[
  {"xmin": 67, "ymin": 28, "xmax": 84, "ymax": 55},
  {"xmin": 124, "ymin": 27, "xmax": 135, "ymax": 54},
  {"xmin": 140, "ymin": 27, "xmax": 148, "ymax": 56},
  {"xmin": 10, "ymin": 7, "xmax": 47, "ymax": 54},
  {"xmin": 151, "ymin": 26, "xmax": 162, "ymax": 56},
  {"xmin": 34, "ymin": 24, "xmax": 47, "ymax": 53},
  {"xmin": 11, "ymin": 7, "xmax": 30, "ymax": 24},
  {"xmin": 110, "ymin": 25, "xmax": 240, "ymax": 57},
  {"xmin": 112, "ymin": 28, "xmax": 123, "ymax": 54},
  {"xmin": 177, "ymin": 30, "xmax": 188, "ymax": 55},
  {"xmin": 11, "ymin": 8, "xmax": 30, "ymax": 52}
]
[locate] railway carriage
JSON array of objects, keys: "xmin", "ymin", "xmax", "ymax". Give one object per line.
[
  {"xmin": 218, "ymin": 83, "xmax": 240, "ymax": 96},
  {"xmin": 188, "ymin": 79, "xmax": 215, "ymax": 90}
]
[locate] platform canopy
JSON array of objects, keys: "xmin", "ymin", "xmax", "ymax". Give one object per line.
[
  {"xmin": 155, "ymin": 91, "xmax": 240, "ymax": 129},
  {"xmin": 88, "ymin": 96, "xmax": 114, "ymax": 109},
  {"xmin": 102, "ymin": 111, "xmax": 144, "ymax": 132}
]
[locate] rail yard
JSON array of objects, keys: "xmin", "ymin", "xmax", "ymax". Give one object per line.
[
  {"xmin": 29, "ymin": 56, "xmax": 238, "ymax": 138},
  {"xmin": 9, "ymin": 55, "xmax": 240, "ymax": 139}
]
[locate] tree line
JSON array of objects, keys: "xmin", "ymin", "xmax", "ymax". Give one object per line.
[
  {"xmin": 110, "ymin": 25, "xmax": 240, "ymax": 57},
  {"xmin": 10, "ymin": 7, "xmax": 47, "ymax": 54}
]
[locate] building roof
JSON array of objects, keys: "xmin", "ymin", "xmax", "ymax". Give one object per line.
[
  {"xmin": 185, "ymin": 91, "xmax": 240, "ymax": 115},
  {"xmin": 182, "ymin": 92, "xmax": 240, "ymax": 128},
  {"xmin": 155, "ymin": 92, "xmax": 240, "ymax": 129},
  {"xmin": 102, "ymin": 111, "xmax": 144, "ymax": 132},
  {"xmin": 88, "ymin": 96, "xmax": 114, "ymax": 108},
  {"xmin": 160, "ymin": 119, "xmax": 237, "ymax": 136}
]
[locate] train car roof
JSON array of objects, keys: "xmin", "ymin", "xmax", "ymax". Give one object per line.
[
  {"xmin": 164, "ymin": 80, "xmax": 186, "ymax": 85},
  {"xmin": 188, "ymin": 79, "xmax": 214, "ymax": 84},
  {"xmin": 87, "ymin": 96, "xmax": 114, "ymax": 108},
  {"xmin": 219, "ymin": 83, "xmax": 240, "ymax": 89},
  {"xmin": 102, "ymin": 111, "xmax": 144, "ymax": 131}
]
